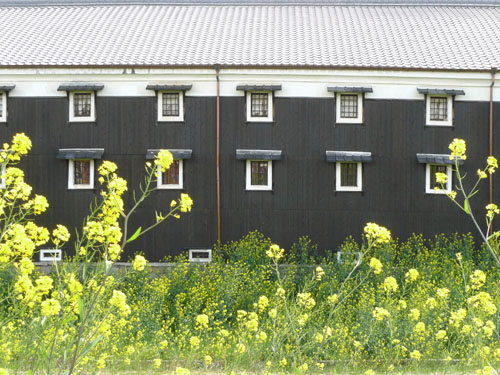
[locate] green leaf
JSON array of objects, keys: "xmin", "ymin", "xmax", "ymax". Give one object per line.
[
  {"xmin": 80, "ymin": 335, "xmax": 104, "ymax": 358},
  {"xmin": 464, "ymin": 200, "xmax": 470, "ymax": 214},
  {"xmin": 126, "ymin": 226, "xmax": 142, "ymax": 243}
]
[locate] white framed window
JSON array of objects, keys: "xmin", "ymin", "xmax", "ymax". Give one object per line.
[
  {"xmin": 336, "ymin": 93, "xmax": 363, "ymax": 124},
  {"xmin": 40, "ymin": 249, "xmax": 62, "ymax": 262},
  {"xmin": 0, "ymin": 92, "xmax": 7, "ymax": 122},
  {"xmin": 336, "ymin": 162, "xmax": 362, "ymax": 192},
  {"xmin": 246, "ymin": 159, "xmax": 272, "ymax": 190},
  {"xmin": 69, "ymin": 91, "xmax": 95, "ymax": 122},
  {"xmin": 157, "ymin": 159, "xmax": 183, "ymax": 189},
  {"xmin": 426, "ymin": 95, "xmax": 453, "ymax": 126},
  {"xmin": 68, "ymin": 159, "xmax": 94, "ymax": 189},
  {"xmin": 425, "ymin": 163, "xmax": 452, "ymax": 194},
  {"xmin": 188, "ymin": 249, "xmax": 212, "ymax": 263},
  {"xmin": 246, "ymin": 91, "xmax": 273, "ymax": 122},
  {"xmin": 158, "ymin": 91, "xmax": 184, "ymax": 122}
]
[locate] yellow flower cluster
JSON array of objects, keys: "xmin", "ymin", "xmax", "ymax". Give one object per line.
[
  {"xmin": 315, "ymin": 266, "xmax": 325, "ymax": 281},
  {"xmin": 449, "ymin": 138, "xmax": 467, "ymax": 160},
  {"xmin": 383, "ymin": 276, "xmax": 398, "ymax": 293},
  {"xmin": 372, "ymin": 307, "xmax": 390, "ymax": 321},
  {"xmin": 435, "ymin": 172, "xmax": 448, "ymax": 185},
  {"xmin": 364, "ymin": 222, "xmax": 391, "ymax": 244},
  {"xmin": 468, "ymin": 292, "xmax": 497, "ymax": 315},
  {"xmin": 0, "ymin": 133, "xmax": 32, "ymax": 163},
  {"xmin": 405, "ymin": 268, "xmax": 419, "ymax": 282},
  {"xmin": 297, "ymin": 292, "xmax": 316, "ymax": 310},
  {"xmin": 470, "ymin": 270, "xmax": 486, "ymax": 290},
  {"xmin": 487, "ymin": 156, "xmax": 498, "ymax": 174},
  {"xmin": 266, "ymin": 244, "xmax": 284, "ymax": 262},
  {"xmin": 195, "ymin": 314, "xmax": 209, "ymax": 330},
  {"xmin": 109, "ymin": 290, "xmax": 131, "ymax": 317},
  {"xmin": 369, "ymin": 257, "xmax": 383, "ymax": 274},
  {"xmin": 179, "ymin": 193, "xmax": 193, "ymax": 213},
  {"xmin": 486, "ymin": 203, "xmax": 499, "ymax": 219},
  {"xmin": 256, "ymin": 295, "xmax": 269, "ymax": 313},
  {"xmin": 40, "ymin": 298, "xmax": 61, "ymax": 317},
  {"xmin": 132, "ymin": 255, "xmax": 147, "ymax": 271},
  {"xmin": 155, "ymin": 150, "xmax": 174, "ymax": 172},
  {"xmin": 52, "ymin": 224, "xmax": 70, "ymax": 247}
]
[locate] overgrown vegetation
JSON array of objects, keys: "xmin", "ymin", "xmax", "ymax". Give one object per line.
[{"xmin": 1, "ymin": 134, "xmax": 500, "ymax": 375}]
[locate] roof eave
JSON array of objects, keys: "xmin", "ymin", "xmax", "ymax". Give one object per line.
[{"xmin": 0, "ymin": 63, "xmax": 494, "ymax": 73}]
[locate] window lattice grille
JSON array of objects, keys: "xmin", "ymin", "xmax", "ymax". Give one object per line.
[
  {"xmin": 73, "ymin": 93, "xmax": 91, "ymax": 117},
  {"xmin": 430, "ymin": 164, "xmax": 447, "ymax": 190},
  {"xmin": 251, "ymin": 161, "xmax": 268, "ymax": 185},
  {"xmin": 74, "ymin": 160, "xmax": 91, "ymax": 185},
  {"xmin": 162, "ymin": 93, "xmax": 180, "ymax": 117},
  {"xmin": 340, "ymin": 163, "xmax": 358, "ymax": 187},
  {"xmin": 162, "ymin": 160, "xmax": 180, "ymax": 185},
  {"xmin": 251, "ymin": 93, "xmax": 269, "ymax": 118},
  {"xmin": 340, "ymin": 94, "xmax": 358, "ymax": 119},
  {"xmin": 430, "ymin": 97, "xmax": 448, "ymax": 121}
]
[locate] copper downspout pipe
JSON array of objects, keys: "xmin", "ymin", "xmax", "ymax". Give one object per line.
[
  {"xmin": 215, "ymin": 65, "xmax": 221, "ymax": 243},
  {"xmin": 490, "ymin": 68, "xmax": 496, "ymax": 205},
  {"xmin": 489, "ymin": 67, "xmax": 496, "ymax": 235}
]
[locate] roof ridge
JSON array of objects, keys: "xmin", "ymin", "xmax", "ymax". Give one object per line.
[{"xmin": 1, "ymin": 1, "xmax": 500, "ymax": 6}]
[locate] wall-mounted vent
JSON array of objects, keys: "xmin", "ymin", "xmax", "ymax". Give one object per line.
[
  {"xmin": 188, "ymin": 249, "xmax": 212, "ymax": 263},
  {"xmin": 336, "ymin": 251, "xmax": 362, "ymax": 266},
  {"xmin": 40, "ymin": 249, "xmax": 62, "ymax": 262}
]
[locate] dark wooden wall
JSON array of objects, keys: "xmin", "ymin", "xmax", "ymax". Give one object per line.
[{"xmin": 1, "ymin": 95, "xmax": 497, "ymax": 260}]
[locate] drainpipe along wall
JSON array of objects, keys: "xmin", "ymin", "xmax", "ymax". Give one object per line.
[
  {"xmin": 215, "ymin": 65, "xmax": 221, "ymax": 243},
  {"xmin": 490, "ymin": 67, "xmax": 496, "ymax": 234}
]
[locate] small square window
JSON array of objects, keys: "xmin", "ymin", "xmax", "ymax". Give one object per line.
[
  {"xmin": 69, "ymin": 91, "xmax": 95, "ymax": 122},
  {"xmin": 426, "ymin": 95, "xmax": 452, "ymax": 126},
  {"xmin": 158, "ymin": 91, "xmax": 184, "ymax": 122},
  {"xmin": 336, "ymin": 93, "xmax": 363, "ymax": 124},
  {"xmin": 157, "ymin": 159, "xmax": 183, "ymax": 189},
  {"xmin": 68, "ymin": 159, "xmax": 94, "ymax": 189},
  {"xmin": 336, "ymin": 162, "xmax": 362, "ymax": 191},
  {"xmin": 246, "ymin": 92, "xmax": 273, "ymax": 122},
  {"xmin": 426, "ymin": 163, "xmax": 452, "ymax": 194},
  {"xmin": 246, "ymin": 160, "xmax": 272, "ymax": 190},
  {"xmin": 251, "ymin": 93, "xmax": 269, "ymax": 117},
  {"xmin": 0, "ymin": 92, "xmax": 6, "ymax": 122}
]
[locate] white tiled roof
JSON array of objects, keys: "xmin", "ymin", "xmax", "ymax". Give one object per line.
[{"xmin": 1, "ymin": 4, "xmax": 500, "ymax": 70}]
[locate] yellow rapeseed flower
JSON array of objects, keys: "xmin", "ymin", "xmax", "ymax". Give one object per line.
[
  {"xmin": 383, "ymin": 276, "xmax": 398, "ymax": 293},
  {"xmin": 449, "ymin": 138, "xmax": 467, "ymax": 160},
  {"xmin": 410, "ymin": 350, "xmax": 422, "ymax": 361},
  {"xmin": 373, "ymin": 307, "xmax": 390, "ymax": 321},
  {"xmin": 364, "ymin": 222, "xmax": 392, "ymax": 244},
  {"xmin": 179, "ymin": 193, "xmax": 193, "ymax": 212},
  {"xmin": 195, "ymin": 314, "xmax": 209, "ymax": 329},
  {"xmin": 266, "ymin": 244, "xmax": 284, "ymax": 262},
  {"xmin": 405, "ymin": 268, "xmax": 419, "ymax": 282},
  {"xmin": 369, "ymin": 257, "xmax": 383, "ymax": 275},
  {"xmin": 435, "ymin": 172, "xmax": 448, "ymax": 185},
  {"xmin": 132, "ymin": 255, "xmax": 147, "ymax": 271},
  {"xmin": 40, "ymin": 298, "xmax": 61, "ymax": 317},
  {"xmin": 486, "ymin": 204, "xmax": 499, "ymax": 219},
  {"xmin": 155, "ymin": 150, "xmax": 174, "ymax": 172},
  {"xmin": 487, "ymin": 156, "xmax": 498, "ymax": 174}
]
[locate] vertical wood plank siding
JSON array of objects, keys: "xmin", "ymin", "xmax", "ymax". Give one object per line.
[{"xmin": 2, "ymin": 96, "xmax": 495, "ymax": 260}]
